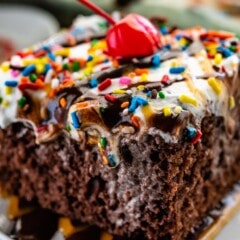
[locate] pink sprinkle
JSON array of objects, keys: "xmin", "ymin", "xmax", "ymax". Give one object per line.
[
  {"xmin": 119, "ymin": 77, "xmax": 131, "ymax": 85},
  {"xmin": 10, "ymin": 69, "xmax": 19, "ymax": 77}
]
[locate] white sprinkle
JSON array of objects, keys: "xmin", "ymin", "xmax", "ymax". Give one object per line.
[
  {"xmin": 63, "ymin": 58, "xmax": 69, "ymax": 64},
  {"xmin": 51, "ymin": 78, "xmax": 60, "ymax": 89},
  {"xmin": 10, "ymin": 55, "xmax": 23, "ymax": 67},
  {"xmin": 227, "ymin": 70, "xmax": 233, "ymax": 77},
  {"xmin": 72, "ymin": 72, "xmax": 80, "ymax": 80},
  {"xmin": 122, "ymin": 108, "xmax": 129, "ymax": 116},
  {"xmin": 198, "ymin": 56, "xmax": 205, "ymax": 62},
  {"xmin": 126, "ymin": 90, "xmax": 132, "ymax": 95},
  {"xmin": 45, "ymin": 69, "xmax": 54, "ymax": 84},
  {"xmin": 176, "ymin": 74, "xmax": 184, "ymax": 80},
  {"xmin": 224, "ymin": 41, "xmax": 231, "ymax": 48},
  {"xmin": 56, "ymin": 56, "xmax": 63, "ymax": 64}
]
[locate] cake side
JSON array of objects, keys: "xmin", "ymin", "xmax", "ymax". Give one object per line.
[
  {"xmin": 0, "ymin": 115, "xmax": 239, "ymax": 240},
  {"xmin": 0, "ymin": 15, "xmax": 239, "ymax": 240}
]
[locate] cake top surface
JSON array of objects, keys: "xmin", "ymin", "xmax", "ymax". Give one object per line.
[{"xmin": 0, "ymin": 14, "xmax": 239, "ymax": 167}]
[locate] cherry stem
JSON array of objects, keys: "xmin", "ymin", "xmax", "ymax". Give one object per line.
[{"xmin": 77, "ymin": 0, "xmax": 116, "ymax": 25}]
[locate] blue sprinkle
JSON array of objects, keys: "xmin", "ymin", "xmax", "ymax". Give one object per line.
[
  {"xmin": 87, "ymin": 55, "xmax": 93, "ymax": 62},
  {"xmin": 129, "ymin": 97, "xmax": 148, "ymax": 112},
  {"xmin": 146, "ymin": 90, "xmax": 152, "ymax": 98},
  {"xmin": 108, "ymin": 153, "xmax": 116, "ymax": 167},
  {"xmin": 103, "ymin": 59, "xmax": 109, "ymax": 63},
  {"xmin": 71, "ymin": 111, "xmax": 81, "ymax": 129},
  {"xmin": 217, "ymin": 46, "xmax": 232, "ymax": 58},
  {"xmin": 42, "ymin": 46, "xmax": 51, "ymax": 52},
  {"xmin": 89, "ymin": 78, "xmax": 98, "ymax": 88},
  {"xmin": 169, "ymin": 66, "xmax": 186, "ymax": 74},
  {"xmin": 71, "ymin": 28, "xmax": 84, "ymax": 36},
  {"xmin": 128, "ymin": 97, "xmax": 138, "ymax": 112},
  {"xmin": 5, "ymin": 80, "xmax": 18, "ymax": 87},
  {"xmin": 164, "ymin": 44, "xmax": 171, "ymax": 50},
  {"xmin": 44, "ymin": 63, "xmax": 51, "ymax": 75},
  {"xmin": 48, "ymin": 52, "xmax": 56, "ymax": 61},
  {"xmin": 181, "ymin": 46, "xmax": 188, "ymax": 51},
  {"xmin": 22, "ymin": 64, "xmax": 36, "ymax": 76},
  {"xmin": 137, "ymin": 97, "xmax": 148, "ymax": 106},
  {"xmin": 186, "ymin": 127, "xmax": 197, "ymax": 139},
  {"xmin": 160, "ymin": 26, "xmax": 168, "ymax": 35},
  {"xmin": 175, "ymin": 35, "xmax": 182, "ymax": 40},
  {"xmin": 151, "ymin": 55, "xmax": 161, "ymax": 67}
]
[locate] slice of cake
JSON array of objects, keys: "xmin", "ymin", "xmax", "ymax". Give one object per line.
[{"xmin": 0, "ymin": 12, "xmax": 239, "ymax": 240}]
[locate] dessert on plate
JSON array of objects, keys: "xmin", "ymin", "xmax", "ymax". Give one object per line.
[{"xmin": 0, "ymin": 2, "xmax": 239, "ymax": 239}]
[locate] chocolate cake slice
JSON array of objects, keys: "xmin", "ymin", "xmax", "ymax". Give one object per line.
[{"xmin": 0, "ymin": 13, "xmax": 239, "ymax": 240}]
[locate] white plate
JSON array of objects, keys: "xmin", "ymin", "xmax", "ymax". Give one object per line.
[{"xmin": 216, "ymin": 210, "xmax": 240, "ymax": 240}]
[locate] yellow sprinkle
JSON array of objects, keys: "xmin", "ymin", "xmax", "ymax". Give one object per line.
[
  {"xmin": 7, "ymin": 196, "xmax": 33, "ymax": 219},
  {"xmin": 100, "ymin": 232, "xmax": 113, "ymax": 240},
  {"xmin": 83, "ymin": 67, "xmax": 93, "ymax": 75},
  {"xmin": 128, "ymin": 72, "xmax": 136, "ymax": 78},
  {"xmin": 54, "ymin": 48, "xmax": 70, "ymax": 57},
  {"xmin": 137, "ymin": 85, "xmax": 145, "ymax": 91},
  {"xmin": 0, "ymin": 62, "xmax": 10, "ymax": 72},
  {"xmin": 174, "ymin": 106, "xmax": 183, "ymax": 115},
  {"xmin": 206, "ymin": 43, "xmax": 218, "ymax": 50},
  {"xmin": 58, "ymin": 217, "xmax": 87, "ymax": 237},
  {"xmin": 141, "ymin": 105, "xmax": 155, "ymax": 121},
  {"xmin": 4, "ymin": 86, "xmax": 12, "ymax": 95},
  {"xmin": 163, "ymin": 106, "xmax": 171, "ymax": 117},
  {"xmin": 179, "ymin": 94, "xmax": 198, "ymax": 107},
  {"xmin": 229, "ymin": 96, "xmax": 235, "ymax": 109},
  {"xmin": 102, "ymin": 156, "xmax": 109, "ymax": 165},
  {"xmin": 171, "ymin": 60, "xmax": 177, "ymax": 67},
  {"xmin": 214, "ymin": 53, "xmax": 223, "ymax": 65},
  {"xmin": 39, "ymin": 57, "xmax": 48, "ymax": 64},
  {"xmin": 86, "ymin": 61, "xmax": 95, "ymax": 68},
  {"xmin": 96, "ymin": 40, "xmax": 107, "ymax": 50},
  {"xmin": 140, "ymin": 73, "xmax": 148, "ymax": 82},
  {"xmin": 208, "ymin": 48, "xmax": 217, "ymax": 56},
  {"xmin": 208, "ymin": 77, "xmax": 222, "ymax": 95},
  {"xmin": 112, "ymin": 89, "xmax": 126, "ymax": 94},
  {"xmin": 36, "ymin": 64, "xmax": 45, "ymax": 74},
  {"xmin": 179, "ymin": 38, "xmax": 188, "ymax": 47},
  {"xmin": 23, "ymin": 59, "xmax": 37, "ymax": 66},
  {"xmin": 2, "ymin": 100, "xmax": 9, "ymax": 107}
]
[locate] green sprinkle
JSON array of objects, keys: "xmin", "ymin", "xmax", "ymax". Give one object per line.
[
  {"xmin": 72, "ymin": 61, "xmax": 80, "ymax": 72},
  {"xmin": 66, "ymin": 125, "xmax": 71, "ymax": 132},
  {"xmin": 29, "ymin": 74, "xmax": 37, "ymax": 82},
  {"xmin": 229, "ymin": 46, "xmax": 236, "ymax": 52},
  {"xmin": 91, "ymin": 39, "xmax": 98, "ymax": 47},
  {"xmin": 62, "ymin": 63, "xmax": 69, "ymax": 70},
  {"xmin": 17, "ymin": 96, "xmax": 27, "ymax": 108},
  {"xmin": 100, "ymin": 107, "xmax": 105, "ymax": 113},
  {"xmin": 100, "ymin": 137, "xmax": 107, "ymax": 148},
  {"xmin": 0, "ymin": 97, "xmax": 3, "ymax": 104},
  {"xmin": 158, "ymin": 91, "xmax": 166, "ymax": 99},
  {"xmin": 98, "ymin": 21, "xmax": 107, "ymax": 29}
]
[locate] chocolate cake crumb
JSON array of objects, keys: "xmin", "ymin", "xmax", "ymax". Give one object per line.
[{"xmin": 0, "ymin": 115, "xmax": 239, "ymax": 240}]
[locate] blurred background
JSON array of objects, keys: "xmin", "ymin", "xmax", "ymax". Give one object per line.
[{"xmin": 0, "ymin": 0, "xmax": 240, "ymax": 62}]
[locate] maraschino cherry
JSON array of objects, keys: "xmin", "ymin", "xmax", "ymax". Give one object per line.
[{"xmin": 77, "ymin": 0, "xmax": 162, "ymax": 59}]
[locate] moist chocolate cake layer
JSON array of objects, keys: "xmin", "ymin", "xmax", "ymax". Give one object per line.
[{"xmin": 0, "ymin": 114, "xmax": 239, "ymax": 240}]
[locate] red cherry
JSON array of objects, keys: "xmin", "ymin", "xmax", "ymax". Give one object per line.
[
  {"xmin": 77, "ymin": 1, "xmax": 162, "ymax": 59},
  {"xmin": 106, "ymin": 14, "xmax": 162, "ymax": 59}
]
